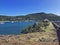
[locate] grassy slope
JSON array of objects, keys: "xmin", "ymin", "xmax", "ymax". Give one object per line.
[
  {"xmin": 0, "ymin": 22, "xmax": 59, "ymax": 45},
  {"xmin": 41, "ymin": 22, "xmax": 55, "ymax": 30}
]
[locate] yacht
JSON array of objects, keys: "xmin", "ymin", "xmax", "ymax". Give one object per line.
[{"xmin": 11, "ymin": 21, "xmax": 14, "ymax": 23}]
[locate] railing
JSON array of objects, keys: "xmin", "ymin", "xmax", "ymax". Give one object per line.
[
  {"xmin": 52, "ymin": 22, "xmax": 60, "ymax": 29},
  {"xmin": 52, "ymin": 22, "xmax": 60, "ymax": 45}
]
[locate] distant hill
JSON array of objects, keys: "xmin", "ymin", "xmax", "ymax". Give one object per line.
[
  {"xmin": 25, "ymin": 12, "xmax": 60, "ymax": 21},
  {"xmin": 0, "ymin": 12, "xmax": 60, "ymax": 21}
]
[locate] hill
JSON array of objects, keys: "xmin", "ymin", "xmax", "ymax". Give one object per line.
[
  {"xmin": 25, "ymin": 12, "xmax": 60, "ymax": 21},
  {"xmin": 0, "ymin": 12, "xmax": 60, "ymax": 21}
]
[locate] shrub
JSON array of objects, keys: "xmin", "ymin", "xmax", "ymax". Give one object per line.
[{"xmin": 21, "ymin": 22, "xmax": 49, "ymax": 34}]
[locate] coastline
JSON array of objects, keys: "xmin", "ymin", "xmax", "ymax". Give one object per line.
[{"xmin": 0, "ymin": 20, "xmax": 35, "ymax": 22}]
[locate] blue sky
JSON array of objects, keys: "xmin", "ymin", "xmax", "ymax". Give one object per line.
[{"xmin": 0, "ymin": 0, "xmax": 60, "ymax": 16}]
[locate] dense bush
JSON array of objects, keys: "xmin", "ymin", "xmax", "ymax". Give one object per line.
[{"xmin": 21, "ymin": 21, "xmax": 49, "ymax": 34}]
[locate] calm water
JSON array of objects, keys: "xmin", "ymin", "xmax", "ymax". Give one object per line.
[{"xmin": 0, "ymin": 21, "xmax": 34, "ymax": 35}]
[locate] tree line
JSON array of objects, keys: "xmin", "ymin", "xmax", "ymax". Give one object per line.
[{"xmin": 0, "ymin": 12, "xmax": 60, "ymax": 21}]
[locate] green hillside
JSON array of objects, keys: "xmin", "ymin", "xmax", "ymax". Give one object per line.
[
  {"xmin": 25, "ymin": 12, "xmax": 60, "ymax": 21},
  {"xmin": 0, "ymin": 12, "xmax": 60, "ymax": 21}
]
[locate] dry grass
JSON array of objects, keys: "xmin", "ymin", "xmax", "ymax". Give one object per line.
[{"xmin": 0, "ymin": 31, "xmax": 58, "ymax": 45}]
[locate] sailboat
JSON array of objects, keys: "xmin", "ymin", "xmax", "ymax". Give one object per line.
[
  {"xmin": 0, "ymin": 22, "xmax": 4, "ymax": 24},
  {"xmin": 11, "ymin": 21, "xmax": 14, "ymax": 23}
]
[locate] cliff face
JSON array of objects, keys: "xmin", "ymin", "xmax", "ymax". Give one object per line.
[{"xmin": 0, "ymin": 22, "xmax": 59, "ymax": 45}]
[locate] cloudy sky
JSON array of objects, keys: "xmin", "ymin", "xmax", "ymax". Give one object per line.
[{"xmin": 0, "ymin": 0, "xmax": 60, "ymax": 16}]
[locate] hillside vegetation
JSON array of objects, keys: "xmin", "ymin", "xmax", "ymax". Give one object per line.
[
  {"xmin": 21, "ymin": 20, "xmax": 55, "ymax": 34},
  {"xmin": 0, "ymin": 12, "xmax": 60, "ymax": 21}
]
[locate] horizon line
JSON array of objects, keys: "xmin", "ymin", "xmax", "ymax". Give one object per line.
[{"xmin": 0, "ymin": 12, "xmax": 60, "ymax": 16}]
